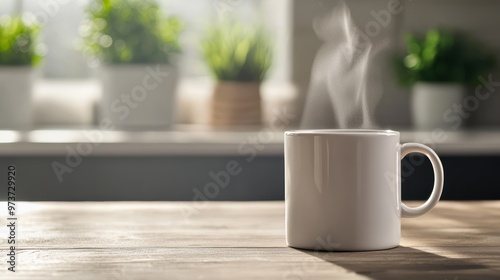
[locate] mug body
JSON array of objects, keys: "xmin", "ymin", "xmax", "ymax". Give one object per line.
[{"xmin": 285, "ymin": 129, "xmax": 401, "ymax": 251}]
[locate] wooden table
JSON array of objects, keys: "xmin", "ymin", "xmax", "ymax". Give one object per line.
[{"xmin": 1, "ymin": 201, "xmax": 500, "ymax": 279}]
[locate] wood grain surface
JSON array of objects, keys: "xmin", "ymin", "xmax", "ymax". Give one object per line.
[{"xmin": 0, "ymin": 201, "xmax": 499, "ymax": 279}]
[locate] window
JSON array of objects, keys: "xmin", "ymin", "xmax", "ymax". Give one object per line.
[{"xmin": 0, "ymin": 0, "xmax": 291, "ymax": 81}]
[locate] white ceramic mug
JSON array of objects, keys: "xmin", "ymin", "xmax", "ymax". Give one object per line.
[{"xmin": 285, "ymin": 129, "xmax": 444, "ymax": 251}]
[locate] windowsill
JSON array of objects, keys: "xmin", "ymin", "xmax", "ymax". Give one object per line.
[
  {"xmin": 400, "ymin": 129, "xmax": 500, "ymax": 156},
  {"xmin": 1, "ymin": 127, "xmax": 500, "ymax": 156},
  {"xmin": 0, "ymin": 125, "xmax": 285, "ymax": 156}
]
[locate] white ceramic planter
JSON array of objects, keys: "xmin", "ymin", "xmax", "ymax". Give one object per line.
[
  {"xmin": 412, "ymin": 82, "xmax": 466, "ymax": 130},
  {"xmin": 0, "ymin": 67, "xmax": 35, "ymax": 129},
  {"xmin": 98, "ymin": 64, "xmax": 179, "ymax": 129}
]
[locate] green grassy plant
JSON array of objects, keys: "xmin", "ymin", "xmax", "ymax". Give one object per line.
[
  {"xmin": 201, "ymin": 19, "xmax": 273, "ymax": 82},
  {"xmin": 81, "ymin": 0, "xmax": 182, "ymax": 64},
  {"xmin": 395, "ymin": 28, "xmax": 496, "ymax": 87},
  {"xmin": 0, "ymin": 15, "xmax": 43, "ymax": 66}
]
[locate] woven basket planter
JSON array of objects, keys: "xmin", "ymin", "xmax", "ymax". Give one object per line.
[{"xmin": 210, "ymin": 81, "xmax": 262, "ymax": 127}]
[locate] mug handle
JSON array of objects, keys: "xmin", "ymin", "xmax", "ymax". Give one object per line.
[{"xmin": 400, "ymin": 143, "xmax": 444, "ymax": 218}]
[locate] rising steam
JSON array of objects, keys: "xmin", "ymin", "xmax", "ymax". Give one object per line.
[{"xmin": 301, "ymin": 1, "xmax": 388, "ymax": 129}]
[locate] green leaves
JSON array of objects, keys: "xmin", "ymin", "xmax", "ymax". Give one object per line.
[
  {"xmin": 395, "ymin": 28, "xmax": 496, "ymax": 88},
  {"xmin": 81, "ymin": 0, "xmax": 182, "ymax": 65},
  {"xmin": 200, "ymin": 19, "xmax": 273, "ymax": 82},
  {"xmin": 0, "ymin": 15, "xmax": 43, "ymax": 66}
]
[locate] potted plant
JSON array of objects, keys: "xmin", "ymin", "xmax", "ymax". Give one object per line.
[
  {"xmin": 81, "ymin": 0, "xmax": 182, "ymax": 128},
  {"xmin": 395, "ymin": 28, "xmax": 496, "ymax": 130},
  {"xmin": 201, "ymin": 19, "xmax": 273, "ymax": 127},
  {"xmin": 0, "ymin": 15, "xmax": 43, "ymax": 129}
]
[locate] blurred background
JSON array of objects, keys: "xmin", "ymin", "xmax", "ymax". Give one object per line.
[{"xmin": 0, "ymin": 0, "xmax": 499, "ymax": 201}]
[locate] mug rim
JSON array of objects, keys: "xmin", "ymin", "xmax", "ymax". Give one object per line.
[{"xmin": 285, "ymin": 129, "xmax": 399, "ymax": 136}]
